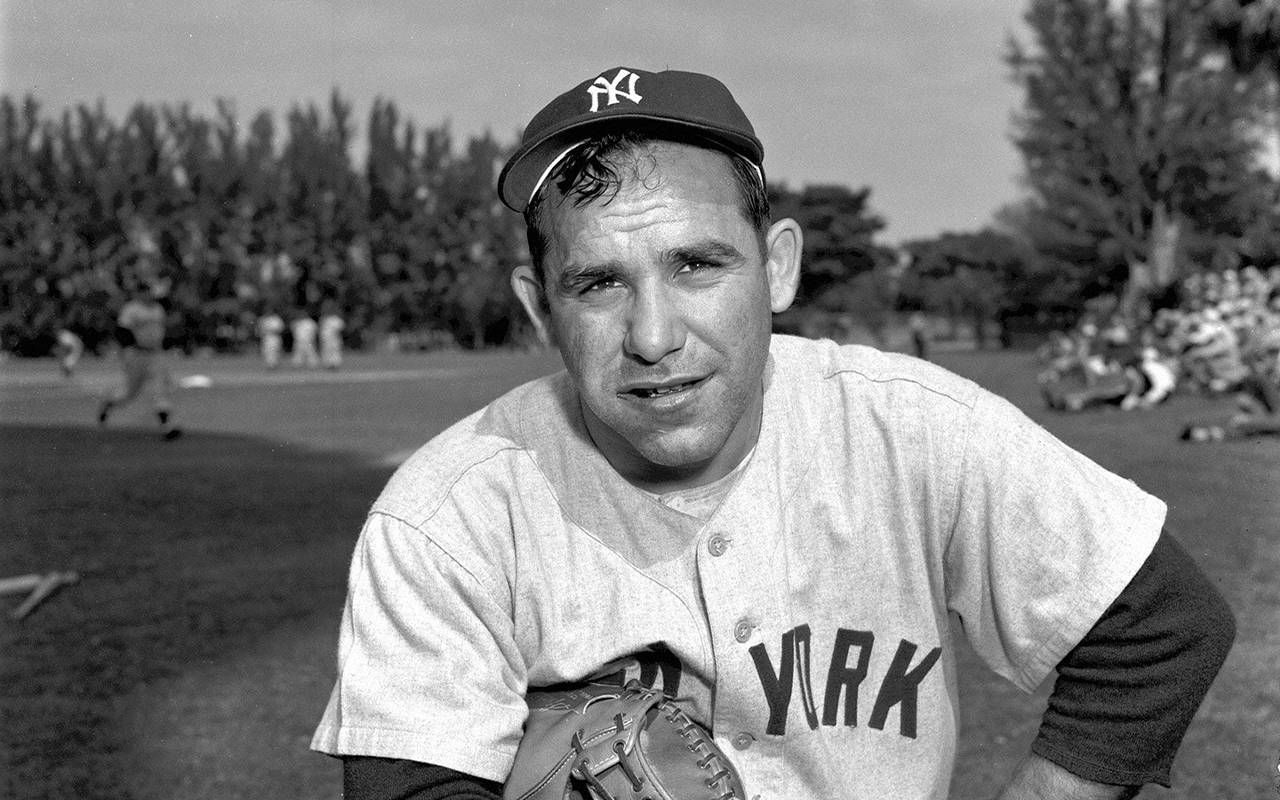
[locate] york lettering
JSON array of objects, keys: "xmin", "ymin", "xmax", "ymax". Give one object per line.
[{"xmin": 749, "ymin": 627, "xmax": 941, "ymax": 739}]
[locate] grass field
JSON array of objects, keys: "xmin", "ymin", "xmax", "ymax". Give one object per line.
[{"xmin": 2, "ymin": 345, "xmax": 1276, "ymax": 799}]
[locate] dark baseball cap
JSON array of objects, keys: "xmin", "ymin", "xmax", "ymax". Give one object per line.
[{"xmin": 497, "ymin": 66, "xmax": 764, "ymax": 213}]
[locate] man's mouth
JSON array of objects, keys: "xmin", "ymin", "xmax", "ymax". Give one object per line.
[{"xmin": 625, "ymin": 378, "xmax": 703, "ymax": 399}]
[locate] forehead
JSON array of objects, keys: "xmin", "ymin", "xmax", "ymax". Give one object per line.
[{"xmin": 539, "ymin": 142, "xmax": 749, "ymax": 265}]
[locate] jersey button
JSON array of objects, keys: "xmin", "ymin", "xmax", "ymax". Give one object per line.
[
  {"xmin": 733, "ymin": 619, "xmax": 754, "ymax": 642},
  {"xmin": 707, "ymin": 534, "xmax": 730, "ymax": 556},
  {"xmin": 732, "ymin": 732, "xmax": 754, "ymax": 750}
]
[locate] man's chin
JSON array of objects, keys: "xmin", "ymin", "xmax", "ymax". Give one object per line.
[{"xmin": 628, "ymin": 430, "xmax": 732, "ymax": 475}]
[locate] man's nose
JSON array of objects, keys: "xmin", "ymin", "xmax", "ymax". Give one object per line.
[{"xmin": 623, "ymin": 284, "xmax": 686, "ymax": 363}]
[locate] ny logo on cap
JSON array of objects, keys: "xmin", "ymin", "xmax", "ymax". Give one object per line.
[{"xmin": 587, "ymin": 69, "xmax": 642, "ymax": 113}]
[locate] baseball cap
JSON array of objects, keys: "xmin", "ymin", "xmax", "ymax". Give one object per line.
[{"xmin": 498, "ymin": 66, "xmax": 764, "ymax": 213}]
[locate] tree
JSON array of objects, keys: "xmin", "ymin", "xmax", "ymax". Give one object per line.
[
  {"xmin": 770, "ymin": 184, "xmax": 895, "ymax": 308},
  {"xmin": 767, "ymin": 183, "xmax": 898, "ymax": 343},
  {"xmin": 1208, "ymin": 0, "xmax": 1280, "ymax": 79},
  {"xmin": 1007, "ymin": 0, "xmax": 1273, "ymax": 319},
  {"xmin": 1207, "ymin": 1, "xmax": 1280, "ymax": 266},
  {"xmin": 900, "ymin": 229, "xmax": 1034, "ymax": 348}
]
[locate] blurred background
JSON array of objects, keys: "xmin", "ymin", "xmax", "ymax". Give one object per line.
[{"xmin": 4, "ymin": 0, "xmax": 1276, "ymax": 360}]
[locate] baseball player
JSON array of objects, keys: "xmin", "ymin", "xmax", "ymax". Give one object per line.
[
  {"xmin": 53, "ymin": 325, "xmax": 84, "ymax": 378},
  {"xmin": 318, "ymin": 300, "xmax": 346, "ymax": 370},
  {"xmin": 256, "ymin": 307, "xmax": 286, "ymax": 369},
  {"xmin": 314, "ymin": 67, "xmax": 1234, "ymax": 800},
  {"xmin": 97, "ymin": 283, "xmax": 182, "ymax": 440},
  {"xmin": 290, "ymin": 308, "xmax": 320, "ymax": 368}
]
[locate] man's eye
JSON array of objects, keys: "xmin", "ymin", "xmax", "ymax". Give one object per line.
[
  {"xmin": 579, "ymin": 278, "xmax": 621, "ymax": 294},
  {"xmin": 679, "ymin": 260, "xmax": 718, "ymax": 274}
]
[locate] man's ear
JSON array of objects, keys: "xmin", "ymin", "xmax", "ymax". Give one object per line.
[
  {"xmin": 511, "ymin": 265, "xmax": 555, "ymax": 347},
  {"xmin": 763, "ymin": 218, "xmax": 802, "ymax": 313}
]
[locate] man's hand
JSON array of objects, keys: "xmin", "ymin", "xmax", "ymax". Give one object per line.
[{"xmin": 996, "ymin": 754, "xmax": 1140, "ymax": 800}]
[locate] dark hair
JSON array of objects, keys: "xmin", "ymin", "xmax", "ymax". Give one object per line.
[{"xmin": 522, "ymin": 129, "xmax": 770, "ymax": 283}]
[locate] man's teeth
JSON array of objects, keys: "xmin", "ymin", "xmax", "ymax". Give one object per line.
[{"xmin": 639, "ymin": 381, "xmax": 694, "ymax": 397}]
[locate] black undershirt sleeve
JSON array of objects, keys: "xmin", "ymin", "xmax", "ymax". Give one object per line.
[
  {"xmin": 342, "ymin": 757, "xmax": 502, "ymax": 800},
  {"xmin": 1031, "ymin": 529, "xmax": 1236, "ymax": 788}
]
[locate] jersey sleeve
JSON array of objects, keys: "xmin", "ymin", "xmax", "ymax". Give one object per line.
[
  {"xmin": 943, "ymin": 390, "xmax": 1166, "ymax": 692},
  {"xmin": 311, "ymin": 509, "xmax": 528, "ymax": 781}
]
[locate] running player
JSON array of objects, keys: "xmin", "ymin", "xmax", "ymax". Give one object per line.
[{"xmin": 97, "ymin": 283, "xmax": 182, "ymax": 440}]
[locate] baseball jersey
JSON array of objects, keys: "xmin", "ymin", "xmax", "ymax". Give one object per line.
[
  {"xmin": 320, "ymin": 314, "xmax": 345, "ymax": 342},
  {"xmin": 320, "ymin": 314, "xmax": 345, "ymax": 364},
  {"xmin": 258, "ymin": 313, "xmax": 285, "ymax": 339},
  {"xmin": 118, "ymin": 298, "xmax": 166, "ymax": 350},
  {"xmin": 312, "ymin": 334, "xmax": 1165, "ymax": 799}
]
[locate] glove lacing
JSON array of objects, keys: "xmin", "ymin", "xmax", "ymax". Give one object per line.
[{"xmin": 663, "ymin": 701, "xmax": 741, "ymax": 800}]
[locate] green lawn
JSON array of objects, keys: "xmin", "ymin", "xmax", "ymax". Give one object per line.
[{"xmin": 1, "ymin": 346, "xmax": 1275, "ymax": 799}]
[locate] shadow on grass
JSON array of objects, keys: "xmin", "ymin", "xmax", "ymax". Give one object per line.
[{"xmin": 0, "ymin": 424, "xmax": 392, "ymax": 800}]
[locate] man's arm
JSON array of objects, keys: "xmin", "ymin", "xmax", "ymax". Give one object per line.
[
  {"xmin": 343, "ymin": 757, "xmax": 501, "ymax": 800},
  {"xmin": 996, "ymin": 530, "xmax": 1235, "ymax": 798},
  {"xmin": 997, "ymin": 754, "xmax": 1139, "ymax": 800}
]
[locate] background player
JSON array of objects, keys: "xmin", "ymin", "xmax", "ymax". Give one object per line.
[
  {"xmin": 318, "ymin": 300, "xmax": 345, "ymax": 370},
  {"xmin": 53, "ymin": 325, "xmax": 84, "ymax": 378},
  {"xmin": 313, "ymin": 67, "xmax": 1234, "ymax": 800},
  {"xmin": 256, "ymin": 306, "xmax": 286, "ymax": 369},
  {"xmin": 97, "ymin": 282, "xmax": 182, "ymax": 440},
  {"xmin": 290, "ymin": 307, "xmax": 320, "ymax": 368}
]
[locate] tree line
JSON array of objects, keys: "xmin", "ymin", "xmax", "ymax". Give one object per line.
[
  {"xmin": 0, "ymin": 91, "xmax": 530, "ymax": 355},
  {"xmin": 4, "ymin": 0, "xmax": 1279, "ymax": 357}
]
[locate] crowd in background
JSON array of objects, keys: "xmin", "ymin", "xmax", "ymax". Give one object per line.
[{"xmin": 1037, "ymin": 265, "xmax": 1280, "ymax": 437}]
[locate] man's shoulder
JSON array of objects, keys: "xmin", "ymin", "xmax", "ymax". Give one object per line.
[
  {"xmin": 769, "ymin": 334, "xmax": 982, "ymax": 409},
  {"xmin": 372, "ymin": 371, "xmax": 571, "ymax": 523}
]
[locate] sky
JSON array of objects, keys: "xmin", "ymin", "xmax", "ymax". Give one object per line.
[{"xmin": 0, "ymin": 1, "xmax": 1030, "ymax": 244}]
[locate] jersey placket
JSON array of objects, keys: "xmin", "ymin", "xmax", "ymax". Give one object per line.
[{"xmin": 695, "ymin": 500, "xmax": 787, "ymax": 798}]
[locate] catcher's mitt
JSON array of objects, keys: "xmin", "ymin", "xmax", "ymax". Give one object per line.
[{"xmin": 503, "ymin": 680, "xmax": 746, "ymax": 800}]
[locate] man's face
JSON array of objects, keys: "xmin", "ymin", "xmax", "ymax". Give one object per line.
[{"xmin": 514, "ymin": 142, "xmax": 799, "ymax": 490}]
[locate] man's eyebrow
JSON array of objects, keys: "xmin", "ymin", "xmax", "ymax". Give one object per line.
[
  {"xmin": 556, "ymin": 262, "xmax": 624, "ymax": 292},
  {"xmin": 661, "ymin": 240, "xmax": 748, "ymax": 265}
]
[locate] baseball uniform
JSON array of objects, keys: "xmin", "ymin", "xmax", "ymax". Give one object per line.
[
  {"xmin": 312, "ymin": 334, "xmax": 1164, "ymax": 799},
  {"xmin": 292, "ymin": 314, "xmax": 320, "ymax": 367},
  {"xmin": 118, "ymin": 296, "xmax": 166, "ymax": 351},
  {"xmin": 104, "ymin": 297, "xmax": 174, "ymax": 415},
  {"xmin": 258, "ymin": 312, "xmax": 286, "ymax": 368},
  {"xmin": 320, "ymin": 312, "xmax": 346, "ymax": 369}
]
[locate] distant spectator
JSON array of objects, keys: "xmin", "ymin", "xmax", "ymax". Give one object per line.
[
  {"xmin": 1119, "ymin": 347, "xmax": 1178, "ymax": 410},
  {"xmin": 257, "ymin": 308, "xmax": 286, "ymax": 369},
  {"xmin": 1182, "ymin": 324, "xmax": 1280, "ymax": 441},
  {"xmin": 1180, "ymin": 310, "xmax": 1247, "ymax": 393},
  {"xmin": 319, "ymin": 301, "xmax": 346, "ymax": 370},
  {"xmin": 290, "ymin": 309, "xmax": 319, "ymax": 368}
]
